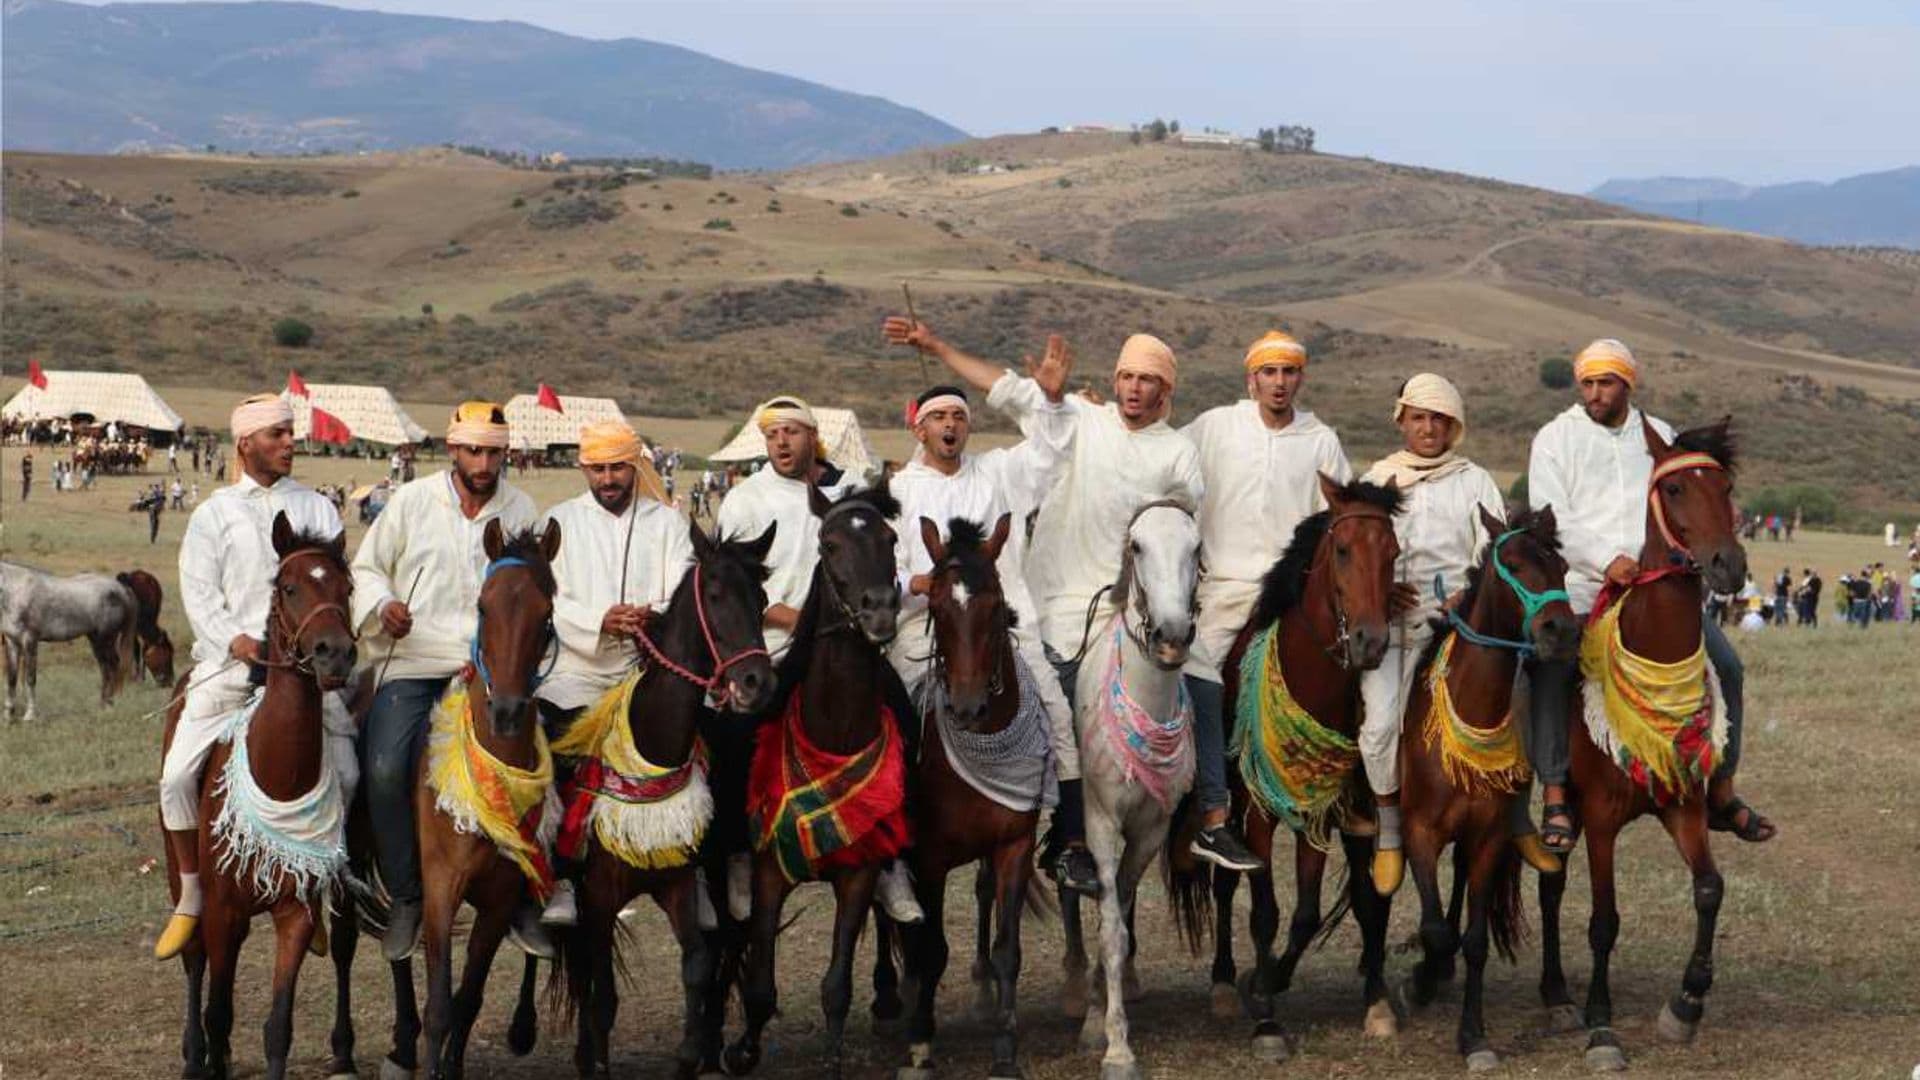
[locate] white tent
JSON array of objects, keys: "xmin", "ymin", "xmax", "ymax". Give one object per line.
[
  {"xmin": 2, "ymin": 371, "xmax": 183, "ymax": 431},
  {"xmin": 282, "ymin": 384, "xmax": 426, "ymax": 446},
  {"xmin": 503, "ymin": 394, "xmax": 628, "ymax": 450},
  {"xmin": 709, "ymin": 406, "xmax": 876, "ymax": 477}
]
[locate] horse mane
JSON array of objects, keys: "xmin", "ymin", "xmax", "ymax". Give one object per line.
[
  {"xmin": 492, "ymin": 527, "xmax": 556, "ymax": 595},
  {"xmin": 831, "ymin": 480, "xmax": 901, "ymax": 520},
  {"xmin": 278, "ymin": 527, "xmax": 350, "ymax": 574},
  {"xmin": 1248, "ymin": 479, "xmax": 1405, "ymax": 628},
  {"xmin": 941, "ymin": 517, "xmax": 997, "ymax": 593},
  {"xmin": 1413, "ymin": 505, "xmax": 1564, "ymax": 675},
  {"xmin": 1672, "ymin": 422, "xmax": 1739, "ymax": 476}
]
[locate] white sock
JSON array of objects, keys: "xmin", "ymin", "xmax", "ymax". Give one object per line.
[
  {"xmin": 174, "ymin": 872, "xmax": 204, "ymax": 917},
  {"xmin": 1376, "ymin": 804, "xmax": 1403, "ymax": 851}
]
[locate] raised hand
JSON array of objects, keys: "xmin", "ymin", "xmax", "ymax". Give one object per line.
[
  {"xmin": 882, "ymin": 315, "xmax": 938, "ymax": 353},
  {"xmin": 1023, "ymin": 333, "xmax": 1073, "ymax": 403}
]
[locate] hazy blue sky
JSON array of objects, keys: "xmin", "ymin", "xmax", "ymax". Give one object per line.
[{"xmin": 73, "ymin": 0, "xmax": 1920, "ymax": 192}]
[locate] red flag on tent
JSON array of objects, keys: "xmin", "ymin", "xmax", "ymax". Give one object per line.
[
  {"xmin": 536, "ymin": 383, "xmax": 564, "ymax": 413},
  {"xmin": 27, "ymin": 359, "xmax": 49, "ymax": 390},
  {"xmin": 308, "ymin": 406, "xmax": 352, "ymax": 445},
  {"xmin": 287, "ymin": 369, "xmax": 310, "ymax": 397}
]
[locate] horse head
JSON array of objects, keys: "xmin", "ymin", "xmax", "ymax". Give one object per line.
[
  {"xmin": 1315, "ymin": 473, "xmax": 1402, "ymax": 671},
  {"xmin": 1119, "ymin": 501, "xmax": 1201, "ymax": 671},
  {"xmin": 268, "ymin": 511, "xmax": 356, "ymax": 689},
  {"xmin": 684, "ymin": 518, "xmax": 779, "ymax": 714},
  {"xmin": 475, "ymin": 518, "xmax": 561, "ymax": 741},
  {"xmin": 144, "ymin": 631, "xmax": 177, "ymax": 686},
  {"xmin": 921, "ymin": 513, "xmax": 1013, "ymax": 732},
  {"xmin": 809, "ymin": 479, "xmax": 901, "ymax": 645},
  {"xmin": 1644, "ymin": 416, "xmax": 1745, "ymax": 594},
  {"xmin": 1479, "ymin": 504, "xmax": 1580, "ymax": 662}
]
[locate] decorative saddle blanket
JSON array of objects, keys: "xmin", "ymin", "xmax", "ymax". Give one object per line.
[
  {"xmin": 211, "ymin": 693, "xmax": 347, "ymax": 908},
  {"xmin": 1579, "ymin": 591, "xmax": 1727, "ymax": 806},
  {"xmin": 917, "ymin": 653, "xmax": 1055, "ymax": 814},
  {"xmin": 748, "ymin": 688, "xmax": 909, "ymax": 884},
  {"xmin": 552, "ymin": 672, "xmax": 711, "ymax": 870},
  {"xmin": 1421, "ymin": 635, "xmax": 1531, "ymax": 796},
  {"xmin": 1232, "ymin": 621, "xmax": 1359, "ymax": 850},
  {"xmin": 1094, "ymin": 619, "xmax": 1194, "ymax": 811},
  {"xmin": 426, "ymin": 685, "xmax": 559, "ymax": 899}
]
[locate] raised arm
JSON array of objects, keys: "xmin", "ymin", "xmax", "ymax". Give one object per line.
[{"xmin": 882, "ymin": 317, "xmax": 1071, "ymax": 405}]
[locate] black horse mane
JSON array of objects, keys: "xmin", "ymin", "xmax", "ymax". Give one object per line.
[
  {"xmin": 280, "ymin": 527, "xmax": 349, "ymax": 573},
  {"xmin": 1672, "ymin": 422, "xmax": 1739, "ymax": 476},
  {"xmin": 1415, "ymin": 504, "xmax": 1563, "ymax": 673},
  {"xmin": 942, "ymin": 517, "xmax": 998, "ymax": 592},
  {"xmin": 493, "ymin": 527, "xmax": 556, "ymax": 596},
  {"xmin": 831, "ymin": 480, "xmax": 901, "ymax": 520},
  {"xmin": 1248, "ymin": 479, "xmax": 1405, "ymax": 628}
]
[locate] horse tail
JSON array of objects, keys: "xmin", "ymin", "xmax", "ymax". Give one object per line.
[
  {"xmin": 106, "ymin": 583, "xmax": 137, "ymax": 699},
  {"xmin": 1161, "ymin": 791, "xmax": 1214, "ymax": 955},
  {"xmin": 1313, "ymin": 857, "xmax": 1354, "ymax": 951},
  {"xmin": 1023, "ymin": 872, "xmax": 1059, "ymax": 925},
  {"xmin": 1487, "ymin": 839, "xmax": 1529, "ymax": 962}
]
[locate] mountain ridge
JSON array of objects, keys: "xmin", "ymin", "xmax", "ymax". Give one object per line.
[{"xmin": 1590, "ymin": 167, "xmax": 1920, "ymax": 248}]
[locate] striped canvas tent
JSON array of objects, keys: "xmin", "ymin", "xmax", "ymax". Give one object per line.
[
  {"xmin": 281, "ymin": 384, "xmax": 426, "ymax": 446},
  {"xmin": 708, "ymin": 406, "xmax": 876, "ymax": 477},
  {"xmin": 2, "ymin": 370, "xmax": 183, "ymax": 431},
  {"xmin": 503, "ymin": 393, "xmax": 628, "ymax": 450}
]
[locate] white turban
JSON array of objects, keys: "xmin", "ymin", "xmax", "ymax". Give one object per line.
[
  {"xmin": 1392, "ymin": 372, "xmax": 1467, "ymax": 449},
  {"xmin": 231, "ymin": 393, "xmax": 294, "ymax": 441}
]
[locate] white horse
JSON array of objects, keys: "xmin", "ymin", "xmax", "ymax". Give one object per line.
[
  {"xmin": 1069, "ymin": 501, "xmax": 1202, "ymax": 1080},
  {"xmin": 0, "ymin": 561, "xmax": 140, "ymax": 723}
]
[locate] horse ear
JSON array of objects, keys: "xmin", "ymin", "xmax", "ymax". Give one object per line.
[
  {"xmin": 745, "ymin": 521, "xmax": 778, "ymax": 563},
  {"xmin": 483, "ymin": 518, "xmax": 505, "ymax": 562},
  {"xmin": 1478, "ymin": 503, "xmax": 1505, "ymax": 539},
  {"xmin": 540, "ymin": 518, "xmax": 562, "ymax": 564},
  {"xmin": 1316, "ymin": 470, "xmax": 1343, "ymax": 507},
  {"xmin": 270, "ymin": 511, "xmax": 295, "ymax": 557},
  {"xmin": 326, "ymin": 528, "xmax": 347, "ymax": 564},
  {"xmin": 920, "ymin": 517, "xmax": 946, "ymax": 564},
  {"xmin": 688, "ymin": 516, "xmax": 715, "ymax": 559},
  {"xmin": 808, "ymin": 483, "xmax": 831, "ymax": 519},
  {"xmin": 1537, "ymin": 504, "xmax": 1559, "ymax": 537},
  {"xmin": 986, "ymin": 513, "xmax": 1013, "ymax": 561},
  {"xmin": 1641, "ymin": 414, "xmax": 1671, "ymax": 458}
]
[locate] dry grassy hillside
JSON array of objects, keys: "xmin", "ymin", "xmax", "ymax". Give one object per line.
[{"xmin": 4, "ymin": 146, "xmax": 1918, "ymax": 523}]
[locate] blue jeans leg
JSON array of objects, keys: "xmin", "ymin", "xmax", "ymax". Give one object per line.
[
  {"xmin": 361, "ymin": 676, "xmax": 450, "ymax": 903},
  {"xmin": 1703, "ymin": 620, "xmax": 1744, "ymax": 781},
  {"xmin": 1183, "ymin": 675, "xmax": 1230, "ymax": 814}
]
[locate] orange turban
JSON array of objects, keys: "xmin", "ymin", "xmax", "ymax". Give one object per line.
[
  {"xmin": 1573, "ymin": 338, "xmax": 1639, "ymax": 388},
  {"xmin": 1114, "ymin": 333, "xmax": 1177, "ymax": 390},
  {"xmin": 579, "ymin": 420, "xmax": 667, "ymax": 505},
  {"xmin": 1244, "ymin": 330, "xmax": 1307, "ymax": 372},
  {"xmin": 447, "ymin": 400, "xmax": 510, "ymax": 448}
]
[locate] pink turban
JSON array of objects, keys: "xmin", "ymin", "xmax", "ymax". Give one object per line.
[
  {"xmin": 231, "ymin": 393, "xmax": 294, "ymax": 441},
  {"xmin": 1114, "ymin": 333, "xmax": 1178, "ymax": 391}
]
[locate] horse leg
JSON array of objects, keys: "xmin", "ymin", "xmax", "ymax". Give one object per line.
[
  {"xmin": 1582, "ymin": 823, "xmax": 1627, "ymax": 1071},
  {"xmin": 985, "ymin": 839, "xmax": 1033, "ymax": 1079},
  {"xmin": 262, "ymin": 903, "xmax": 318, "ymax": 1080},
  {"xmin": 871, "ymin": 909, "xmax": 904, "ymax": 1027},
  {"xmin": 970, "ymin": 860, "xmax": 998, "ymax": 1020},
  {"xmin": 386, "ymin": 956, "xmax": 423, "ymax": 1078},
  {"xmin": 326, "ymin": 905, "xmax": 360, "ymax": 1078},
  {"xmin": 1059, "ymin": 880, "xmax": 1088, "ymax": 1019},
  {"xmin": 1266, "ymin": 830, "xmax": 1326, "ymax": 998},
  {"xmin": 1091, "ymin": 824, "xmax": 1154, "ymax": 1080},
  {"xmin": 822, "ymin": 870, "xmax": 879, "ymax": 1080},
  {"xmin": 2, "ymin": 634, "xmax": 16, "ymax": 722},
  {"xmin": 20, "ymin": 635, "xmax": 38, "ymax": 724},
  {"xmin": 1244, "ymin": 823, "xmax": 1294, "ymax": 1059},
  {"xmin": 1437, "ymin": 840, "xmax": 1468, "ymax": 985},
  {"xmin": 658, "ymin": 872, "xmax": 715, "ymax": 1080},
  {"xmin": 1537, "ymin": 852, "xmax": 1579, "ymax": 1032},
  {"xmin": 442, "ymin": 901, "xmax": 513, "ymax": 1079},
  {"xmin": 723, "ymin": 860, "xmax": 790, "ymax": 1076},
  {"xmin": 1407, "ymin": 827, "xmax": 1456, "ymax": 1009},
  {"xmin": 1342, "ymin": 831, "xmax": 1396, "ymax": 1037},
  {"xmin": 1121, "ymin": 901, "xmax": 1142, "ymax": 1003},
  {"xmin": 419, "ymin": 881, "xmax": 463, "ymax": 1080},
  {"xmin": 201, "ymin": 900, "xmax": 248, "ymax": 1080},
  {"xmin": 88, "ymin": 630, "xmax": 118, "ymax": 705},
  {"xmin": 1208, "ymin": 865, "xmax": 1241, "ymax": 1018},
  {"xmin": 900, "ymin": 867, "xmax": 949, "ymax": 1079},
  {"xmin": 571, "ymin": 866, "xmax": 626, "ymax": 1079},
  {"xmin": 1456, "ymin": 836, "xmax": 1505, "ymax": 1072},
  {"xmin": 1654, "ymin": 804, "xmax": 1723, "ymax": 1046},
  {"xmin": 506, "ymin": 955, "xmax": 539, "ymax": 1057},
  {"xmin": 180, "ymin": 938, "xmax": 209, "ymax": 1078}
]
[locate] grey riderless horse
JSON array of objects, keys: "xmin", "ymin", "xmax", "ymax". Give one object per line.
[{"xmin": 1, "ymin": 561, "xmax": 140, "ymax": 723}]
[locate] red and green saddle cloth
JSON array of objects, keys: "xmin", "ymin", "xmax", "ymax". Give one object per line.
[{"xmin": 748, "ymin": 689, "xmax": 910, "ymax": 884}]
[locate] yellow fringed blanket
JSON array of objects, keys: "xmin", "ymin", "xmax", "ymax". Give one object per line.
[
  {"xmin": 1421, "ymin": 636, "xmax": 1531, "ymax": 795},
  {"xmin": 1579, "ymin": 593, "xmax": 1726, "ymax": 805},
  {"xmin": 551, "ymin": 673, "xmax": 711, "ymax": 870},
  {"xmin": 426, "ymin": 685, "xmax": 558, "ymax": 899}
]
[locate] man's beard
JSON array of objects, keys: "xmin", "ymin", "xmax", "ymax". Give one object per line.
[
  {"xmin": 594, "ymin": 484, "xmax": 634, "ymax": 513},
  {"xmin": 456, "ymin": 469, "xmax": 498, "ymax": 497}
]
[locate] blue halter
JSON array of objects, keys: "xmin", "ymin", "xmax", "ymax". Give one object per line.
[
  {"xmin": 468, "ymin": 556, "xmax": 559, "ymax": 693},
  {"xmin": 1439, "ymin": 528, "xmax": 1572, "ymax": 657}
]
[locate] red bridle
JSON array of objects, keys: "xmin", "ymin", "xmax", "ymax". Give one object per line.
[{"xmin": 633, "ymin": 562, "xmax": 768, "ymax": 707}]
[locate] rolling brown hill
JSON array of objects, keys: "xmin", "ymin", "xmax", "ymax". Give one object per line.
[{"xmin": 3, "ymin": 144, "xmax": 1917, "ymax": 524}]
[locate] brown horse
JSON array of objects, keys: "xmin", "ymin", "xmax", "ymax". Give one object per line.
[
  {"xmin": 883, "ymin": 513, "xmax": 1047, "ymax": 1080},
  {"xmin": 410, "ymin": 519, "xmax": 563, "ymax": 1080},
  {"xmin": 552, "ymin": 518, "xmax": 779, "ymax": 1080},
  {"xmin": 1399, "ymin": 506, "xmax": 1580, "ymax": 1071},
  {"xmin": 723, "ymin": 481, "xmax": 907, "ymax": 1080},
  {"xmin": 119, "ymin": 568, "xmax": 178, "ymax": 685},
  {"xmin": 1538, "ymin": 418, "xmax": 1747, "ymax": 1072},
  {"xmin": 1195, "ymin": 474, "xmax": 1403, "ymax": 1060},
  {"xmin": 160, "ymin": 512, "xmax": 357, "ymax": 1080}
]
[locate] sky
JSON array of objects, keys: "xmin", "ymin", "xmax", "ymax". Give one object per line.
[{"xmin": 69, "ymin": 0, "xmax": 1920, "ymax": 193}]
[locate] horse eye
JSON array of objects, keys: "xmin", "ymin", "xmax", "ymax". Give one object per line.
[
  {"xmin": 1664, "ymin": 482, "xmax": 1682, "ymax": 496},
  {"xmin": 1129, "ymin": 541, "xmax": 1140, "ymax": 554}
]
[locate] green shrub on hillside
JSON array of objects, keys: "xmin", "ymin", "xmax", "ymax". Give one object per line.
[
  {"xmin": 1538, "ymin": 356, "xmax": 1574, "ymax": 389},
  {"xmin": 272, "ymin": 317, "xmax": 314, "ymax": 348}
]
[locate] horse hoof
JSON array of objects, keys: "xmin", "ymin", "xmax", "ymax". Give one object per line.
[
  {"xmin": 1466, "ymin": 1049, "xmax": 1501, "ymax": 1073},
  {"xmin": 379, "ymin": 1061, "xmax": 415, "ymax": 1080},
  {"xmin": 1656, "ymin": 1002, "xmax": 1698, "ymax": 1044},
  {"xmin": 1364, "ymin": 998, "xmax": 1399, "ymax": 1038},
  {"xmin": 1403, "ymin": 974, "xmax": 1437, "ymax": 1012},
  {"xmin": 328, "ymin": 1073, "xmax": 359, "ymax": 1080},
  {"xmin": 1210, "ymin": 981, "xmax": 1240, "ymax": 1020},
  {"xmin": 1099, "ymin": 1060, "xmax": 1142, "ymax": 1080},
  {"xmin": 1546, "ymin": 1003, "xmax": 1584, "ymax": 1034},
  {"xmin": 721, "ymin": 1042, "xmax": 760, "ymax": 1077},
  {"xmin": 987, "ymin": 1061, "xmax": 1022, "ymax": 1079},
  {"xmin": 1078, "ymin": 1020, "xmax": 1107, "ymax": 1054},
  {"xmin": 1585, "ymin": 1044, "xmax": 1628, "ymax": 1072},
  {"xmin": 1251, "ymin": 1032, "xmax": 1289, "ymax": 1063}
]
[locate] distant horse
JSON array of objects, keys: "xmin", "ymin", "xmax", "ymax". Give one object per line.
[
  {"xmin": 884, "ymin": 513, "xmax": 1048, "ymax": 1080},
  {"xmin": 160, "ymin": 513, "xmax": 357, "ymax": 1080},
  {"xmin": 548, "ymin": 518, "xmax": 778, "ymax": 1079},
  {"xmin": 1060, "ymin": 499, "xmax": 1202, "ymax": 1080},
  {"xmin": 1194, "ymin": 474, "xmax": 1403, "ymax": 1059},
  {"xmin": 1, "ymin": 560, "xmax": 139, "ymax": 723},
  {"xmin": 1539, "ymin": 418, "xmax": 1748, "ymax": 1072},
  {"xmin": 723, "ymin": 481, "xmax": 908, "ymax": 1080},
  {"xmin": 119, "ymin": 568, "xmax": 177, "ymax": 685},
  {"xmin": 1399, "ymin": 506, "xmax": 1579, "ymax": 1071}
]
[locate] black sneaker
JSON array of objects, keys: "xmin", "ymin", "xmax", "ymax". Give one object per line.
[
  {"xmin": 383, "ymin": 898, "xmax": 422, "ymax": 963},
  {"xmin": 1052, "ymin": 845, "xmax": 1101, "ymax": 898},
  {"xmin": 1190, "ymin": 825, "xmax": 1261, "ymax": 872}
]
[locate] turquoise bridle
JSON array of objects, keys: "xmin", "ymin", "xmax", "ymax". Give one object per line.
[
  {"xmin": 1438, "ymin": 528, "xmax": 1571, "ymax": 656},
  {"xmin": 468, "ymin": 556, "xmax": 559, "ymax": 694}
]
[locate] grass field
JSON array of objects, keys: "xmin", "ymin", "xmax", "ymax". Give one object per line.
[{"xmin": 1, "ymin": 456, "xmax": 1916, "ymax": 1078}]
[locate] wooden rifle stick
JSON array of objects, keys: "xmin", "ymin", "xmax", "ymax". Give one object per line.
[{"xmin": 901, "ymin": 281, "xmax": 931, "ymax": 384}]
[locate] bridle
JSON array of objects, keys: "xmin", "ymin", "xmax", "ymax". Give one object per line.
[
  {"xmin": 1440, "ymin": 527, "xmax": 1570, "ymax": 657},
  {"xmin": 467, "ymin": 555, "xmax": 558, "ymax": 695},
  {"xmin": 1310, "ymin": 507, "xmax": 1396, "ymax": 670},
  {"xmin": 260, "ymin": 547, "xmax": 355, "ymax": 676},
  {"xmin": 919, "ymin": 563, "xmax": 1014, "ymax": 699},
  {"xmin": 1113, "ymin": 500, "xmax": 1199, "ymax": 659},
  {"xmin": 634, "ymin": 560, "xmax": 770, "ymax": 708},
  {"xmin": 812, "ymin": 497, "xmax": 891, "ymax": 639},
  {"xmin": 1647, "ymin": 451, "xmax": 1729, "ymax": 568}
]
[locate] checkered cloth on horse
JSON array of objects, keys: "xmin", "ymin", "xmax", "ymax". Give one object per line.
[{"xmin": 748, "ymin": 688, "xmax": 910, "ymax": 884}]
